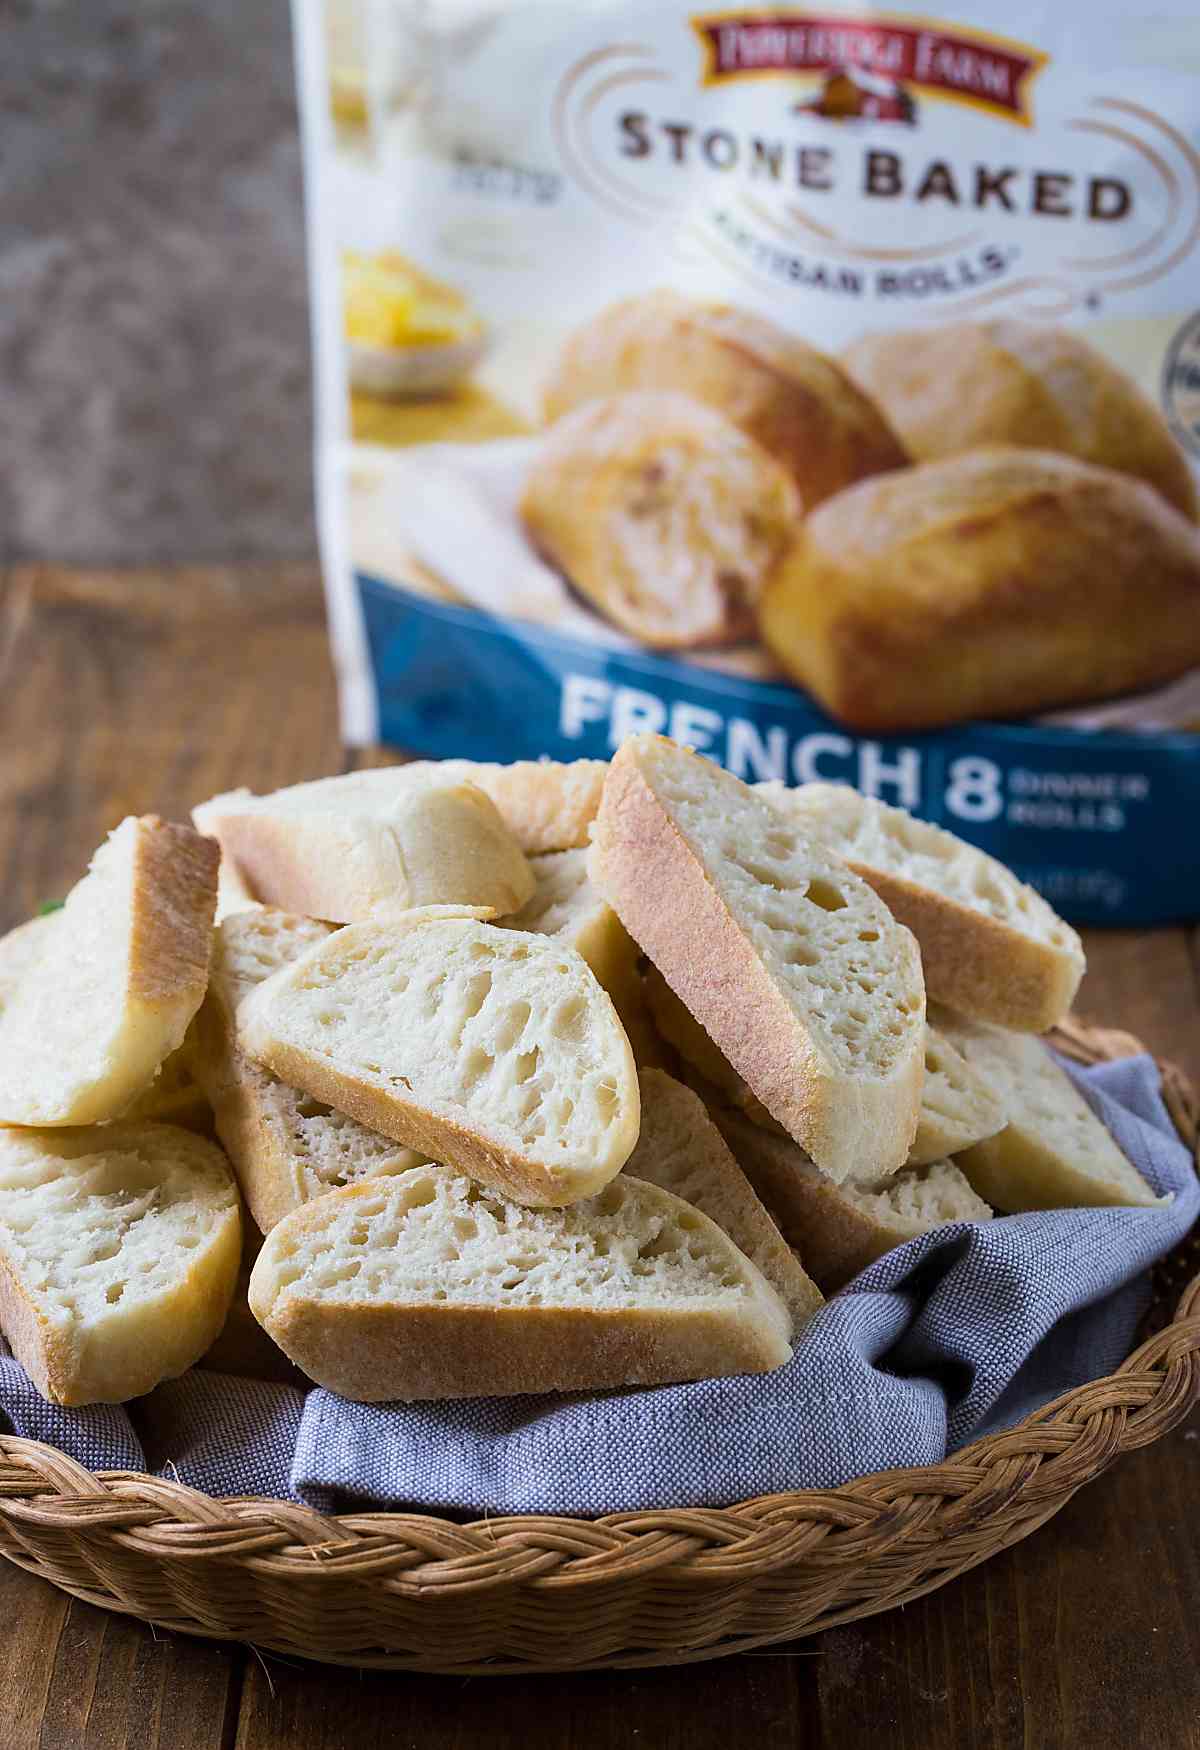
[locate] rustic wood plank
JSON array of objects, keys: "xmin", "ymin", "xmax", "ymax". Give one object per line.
[
  {"xmin": 1078, "ymin": 927, "xmax": 1200, "ymax": 1087},
  {"xmin": 0, "ymin": 564, "xmax": 339, "ymax": 931},
  {"xmin": 233, "ymin": 1642, "xmax": 824, "ymax": 1749},
  {"xmin": 0, "ymin": 1560, "xmax": 241, "ymax": 1750}
]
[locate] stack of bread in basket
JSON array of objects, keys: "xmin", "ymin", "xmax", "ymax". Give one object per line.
[{"xmin": 0, "ymin": 737, "xmax": 1161, "ymax": 1408}]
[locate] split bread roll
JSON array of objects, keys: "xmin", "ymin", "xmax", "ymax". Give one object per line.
[
  {"xmin": 543, "ymin": 290, "xmax": 907, "ymax": 507},
  {"xmin": 199, "ymin": 758, "xmax": 607, "ymax": 858},
  {"xmin": 248, "ymin": 1163, "xmax": 792, "ymax": 1400},
  {"xmin": 191, "ymin": 909, "xmax": 424, "ymax": 1233},
  {"xmin": 0, "ymin": 817, "xmax": 218, "ymax": 1126},
  {"xmin": 934, "ymin": 1013, "xmax": 1162, "ymax": 1210},
  {"xmin": 758, "ymin": 782, "xmax": 1085, "ymax": 1032},
  {"xmin": 710, "ymin": 1106, "xmax": 992, "ymax": 1293},
  {"xmin": 645, "ymin": 966, "xmax": 1004, "ymax": 1167},
  {"xmin": 759, "ymin": 447, "xmax": 1200, "ymax": 731},
  {"xmin": 239, "ymin": 910, "xmax": 640, "ymax": 1207},
  {"xmin": 589, "ymin": 735, "xmax": 925, "ymax": 1184},
  {"xmin": 628, "ymin": 1070, "xmax": 823, "ymax": 1329},
  {"xmin": 194, "ymin": 778, "xmax": 533, "ymax": 925},
  {"xmin": 843, "ymin": 320, "xmax": 1198, "ymax": 520},
  {"xmin": 0, "ymin": 1123, "xmax": 241, "ymax": 1405},
  {"xmin": 522, "ymin": 391, "xmax": 800, "ymax": 647}
]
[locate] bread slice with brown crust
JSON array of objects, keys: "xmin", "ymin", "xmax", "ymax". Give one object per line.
[
  {"xmin": 709, "ymin": 1104, "xmax": 992, "ymax": 1292},
  {"xmin": 194, "ymin": 778, "xmax": 533, "ymax": 924},
  {"xmin": 191, "ymin": 909, "xmax": 424, "ymax": 1233},
  {"xmin": 646, "ymin": 965, "xmax": 1005, "ymax": 1167},
  {"xmin": 590, "ymin": 736, "xmax": 925, "ymax": 1184},
  {"xmin": 758, "ymin": 782, "xmax": 1085, "ymax": 1031},
  {"xmin": 934, "ymin": 1011, "xmax": 1162, "ymax": 1210},
  {"xmin": 628, "ymin": 1070, "xmax": 823, "ymax": 1329},
  {"xmin": 0, "ymin": 1123, "xmax": 241, "ymax": 1405},
  {"xmin": 0, "ymin": 817, "xmax": 218, "ymax": 1127},
  {"xmin": 239, "ymin": 911, "xmax": 640, "ymax": 1208},
  {"xmin": 248, "ymin": 1163, "xmax": 792, "ymax": 1400}
]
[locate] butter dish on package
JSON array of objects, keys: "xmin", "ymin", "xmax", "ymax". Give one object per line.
[{"xmin": 296, "ymin": 0, "xmax": 1200, "ymax": 924}]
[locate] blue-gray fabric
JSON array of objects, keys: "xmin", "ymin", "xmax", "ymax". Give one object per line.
[{"xmin": 1, "ymin": 1053, "xmax": 1194, "ymax": 1515}]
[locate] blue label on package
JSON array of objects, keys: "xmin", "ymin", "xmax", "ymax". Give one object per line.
[{"xmin": 360, "ymin": 576, "xmax": 1200, "ymax": 927}]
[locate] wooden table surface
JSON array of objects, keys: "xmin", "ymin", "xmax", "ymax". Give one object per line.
[{"xmin": 1, "ymin": 565, "xmax": 1198, "ymax": 1750}]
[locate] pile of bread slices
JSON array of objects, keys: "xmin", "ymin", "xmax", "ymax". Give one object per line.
[{"xmin": 0, "ymin": 737, "xmax": 1159, "ymax": 1408}]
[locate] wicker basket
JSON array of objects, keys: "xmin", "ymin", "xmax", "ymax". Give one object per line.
[{"xmin": 0, "ymin": 1019, "xmax": 1195, "ymax": 1674}]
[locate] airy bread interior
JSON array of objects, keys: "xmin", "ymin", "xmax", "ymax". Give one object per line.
[
  {"xmin": 249, "ymin": 1163, "xmax": 792, "ymax": 1398},
  {"xmin": 0, "ymin": 1122, "xmax": 241, "ymax": 1404},
  {"xmin": 239, "ymin": 913, "xmax": 640, "ymax": 1205},
  {"xmin": 0, "ymin": 817, "xmax": 217, "ymax": 1127}
]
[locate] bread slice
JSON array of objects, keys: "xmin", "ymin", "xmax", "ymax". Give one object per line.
[
  {"xmin": 0, "ymin": 817, "xmax": 218, "ymax": 1127},
  {"xmin": 191, "ymin": 909, "xmax": 424, "ymax": 1233},
  {"xmin": 239, "ymin": 911, "xmax": 640, "ymax": 1207},
  {"xmin": 628, "ymin": 1070, "xmax": 823, "ymax": 1329},
  {"xmin": 122, "ymin": 1034, "xmax": 211, "ymax": 1131},
  {"xmin": 214, "ymin": 851, "xmax": 262, "ymax": 923},
  {"xmin": 646, "ymin": 966, "xmax": 1004, "ymax": 1167},
  {"xmin": 500, "ymin": 849, "xmax": 638, "ymax": 999},
  {"xmin": 248, "ymin": 1163, "xmax": 792, "ymax": 1399},
  {"xmin": 0, "ymin": 1123, "xmax": 241, "ymax": 1405},
  {"xmin": 710, "ymin": 1105, "xmax": 992, "ymax": 1292},
  {"xmin": 0, "ymin": 910, "xmax": 213, "ymax": 1133},
  {"xmin": 758, "ymin": 782, "xmax": 1085, "ymax": 1031},
  {"xmin": 193, "ymin": 776, "xmax": 534, "ymax": 924},
  {"xmin": 195, "ymin": 755, "xmax": 605, "ymax": 887},
  {"xmin": 933, "ymin": 1012, "xmax": 1161, "ymax": 1209},
  {"xmin": 911, "ymin": 1023, "xmax": 1008, "ymax": 1166},
  {"xmin": 498, "ymin": 848, "xmax": 665, "ymax": 1063},
  {"xmin": 590, "ymin": 736, "xmax": 925, "ymax": 1183}
]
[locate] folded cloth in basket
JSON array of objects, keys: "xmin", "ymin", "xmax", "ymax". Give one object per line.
[{"xmin": 0, "ymin": 1053, "xmax": 1194, "ymax": 1515}]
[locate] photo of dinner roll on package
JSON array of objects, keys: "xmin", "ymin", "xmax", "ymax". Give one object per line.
[{"xmin": 297, "ymin": 0, "xmax": 1200, "ymax": 925}]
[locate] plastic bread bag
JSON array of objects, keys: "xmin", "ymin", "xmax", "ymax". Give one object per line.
[{"xmin": 295, "ymin": 0, "xmax": 1200, "ymax": 923}]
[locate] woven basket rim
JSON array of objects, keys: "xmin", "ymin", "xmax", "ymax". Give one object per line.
[{"xmin": 0, "ymin": 1015, "xmax": 1196, "ymax": 1670}]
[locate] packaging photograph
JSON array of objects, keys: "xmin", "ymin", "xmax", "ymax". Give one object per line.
[{"xmin": 300, "ymin": 0, "xmax": 1200, "ymax": 923}]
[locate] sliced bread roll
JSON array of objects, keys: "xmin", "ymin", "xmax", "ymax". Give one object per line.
[
  {"xmin": 0, "ymin": 1123, "xmax": 241, "ymax": 1405},
  {"xmin": 121, "ymin": 1034, "xmax": 211, "ymax": 1132},
  {"xmin": 521, "ymin": 391, "xmax": 800, "ymax": 647},
  {"xmin": 500, "ymin": 848, "xmax": 638, "ymax": 1000},
  {"xmin": 628, "ymin": 1070, "xmax": 823, "ymax": 1329},
  {"xmin": 0, "ymin": 911, "xmax": 212, "ymax": 1132},
  {"xmin": 214, "ymin": 851, "xmax": 262, "ymax": 923},
  {"xmin": 646, "ymin": 966, "xmax": 1004, "ymax": 1167},
  {"xmin": 191, "ymin": 909, "xmax": 424, "ymax": 1233},
  {"xmin": 194, "ymin": 777, "xmax": 534, "ymax": 924},
  {"xmin": 933, "ymin": 1012, "xmax": 1161, "ymax": 1210},
  {"xmin": 248, "ymin": 1163, "xmax": 792, "ymax": 1399},
  {"xmin": 240, "ymin": 912, "xmax": 640, "ymax": 1207},
  {"xmin": 0, "ymin": 817, "xmax": 218, "ymax": 1127},
  {"xmin": 197, "ymin": 757, "xmax": 606, "ymax": 859},
  {"xmin": 710, "ymin": 1106, "xmax": 992, "ymax": 1292},
  {"xmin": 912, "ymin": 1024, "xmax": 1008, "ymax": 1166},
  {"xmin": 590, "ymin": 736, "xmax": 925, "ymax": 1183},
  {"xmin": 757, "ymin": 782, "xmax": 1085, "ymax": 1031},
  {"xmin": 499, "ymin": 848, "xmax": 663, "ymax": 1065}
]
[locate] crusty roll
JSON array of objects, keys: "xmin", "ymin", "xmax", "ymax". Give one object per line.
[
  {"xmin": 843, "ymin": 320, "xmax": 1197, "ymax": 520},
  {"xmin": 759, "ymin": 446, "xmax": 1200, "ymax": 731},
  {"xmin": 521, "ymin": 391, "xmax": 799, "ymax": 648},
  {"xmin": 543, "ymin": 290, "xmax": 907, "ymax": 507}
]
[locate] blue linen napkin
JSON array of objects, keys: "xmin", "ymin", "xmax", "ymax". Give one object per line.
[{"xmin": 2, "ymin": 1052, "xmax": 1194, "ymax": 1516}]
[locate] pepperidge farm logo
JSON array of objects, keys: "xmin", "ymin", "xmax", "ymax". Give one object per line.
[{"xmin": 691, "ymin": 11, "xmax": 1047, "ymax": 127}]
